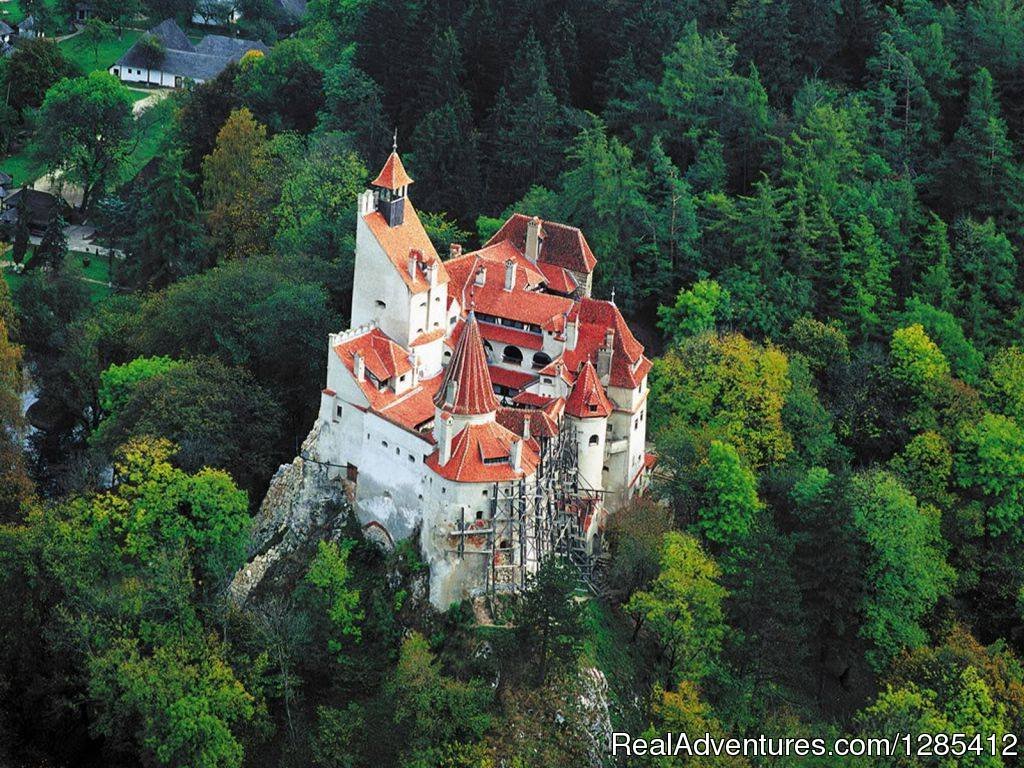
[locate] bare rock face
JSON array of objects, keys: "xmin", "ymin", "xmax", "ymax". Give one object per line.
[
  {"xmin": 229, "ymin": 423, "xmax": 352, "ymax": 605},
  {"xmin": 577, "ymin": 666, "xmax": 615, "ymax": 767}
]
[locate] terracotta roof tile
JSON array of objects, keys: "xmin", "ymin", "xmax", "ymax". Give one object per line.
[
  {"xmin": 434, "ymin": 312, "xmax": 498, "ymax": 415},
  {"xmin": 537, "ymin": 262, "xmax": 578, "ymax": 294},
  {"xmin": 371, "ymin": 151, "xmax": 413, "ymax": 189},
  {"xmin": 363, "ymin": 202, "xmax": 449, "ymax": 295},
  {"xmin": 564, "ymin": 361, "xmax": 612, "ymax": 418},
  {"xmin": 425, "ymin": 421, "xmax": 538, "ymax": 482},
  {"xmin": 486, "ymin": 213, "xmax": 597, "ymax": 274},
  {"xmin": 488, "ymin": 364, "xmax": 537, "ymax": 391}
]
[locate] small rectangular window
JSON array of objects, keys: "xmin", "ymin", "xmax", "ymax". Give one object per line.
[{"xmin": 335, "ymin": 404, "xmax": 343, "ymax": 420}]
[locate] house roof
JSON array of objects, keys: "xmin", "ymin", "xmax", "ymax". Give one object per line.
[
  {"xmin": 362, "ymin": 201, "xmax": 448, "ymax": 295},
  {"xmin": 495, "ymin": 406, "xmax": 560, "ymax": 440},
  {"xmin": 434, "ymin": 312, "xmax": 498, "ymax": 415},
  {"xmin": 114, "ymin": 20, "xmax": 268, "ymax": 81},
  {"xmin": 565, "ymin": 361, "xmax": 613, "ymax": 418},
  {"xmin": 0, "ymin": 171, "xmax": 13, "ymax": 186},
  {"xmin": 371, "ymin": 151, "xmax": 413, "ymax": 190},
  {"xmin": 334, "ymin": 327, "xmax": 412, "ymax": 384},
  {"xmin": 487, "ymin": 213, "xmax": 597, "ymax": 274},
  {"xmin": 147, "ymin": 18, "xmax": 194, "ymax": 51},
  {"xmin": 559, "ymin": 298, "xmax": 651, "ymax": 389},
  {"xmin": 487, "ymin": 364, "xmax": 536, "ymax": 391},
  {"xmin": 19, "ymin": 15, "xmax": 37, "ymax": 30},
  {"xmin": 0, "ymin": 21, "xmax": 14, "ymax": 36},
  {"xmin": 445, "ymin": 251, "xmax": 574, "ymax": 328},
  {"xmin": 425, "ymin": 420, "xmax": 538, "ymax": 482},
  {"xmin": 0, "ymin": 188, "xmax": 61, "ymax": 227},
  {"xmin": 537, "ymin": 262, "xmax": 577, "ymax": 294}
]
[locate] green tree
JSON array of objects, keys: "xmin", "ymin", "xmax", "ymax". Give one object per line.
[
  {"xmin": 850, "ymin": 470, "xmax": 952, "ymax": 669},
  {"xmin": 4, "ymin": 38, "xmax": 80, "ymax": 114},
  {"xmin": 33, "ymin": 72, "xmax": 135, "ymax": 212},
  {"xmin": 486, "ymin": 28, "xmax": 565, "ymax": 207},
  {"xmin": 80, "ymin": 17, "xmax": 114, "ymax": 67},
  {"xmin": 512, "ymin": 557, "xmax": 587, "ymax": 686},
  {"xmin": 305, "ymin": 539, "xmax": 363, "ymax": 656},
  {"xmin": 955, "ymin": 412, "xmax": 1024, "ymax": 539},
  {"xmin": 694, "ymin": 439, "xmax": 762, "ymax": 550},
  {"xmin": 10, "ymin": 190, "xmax": 31, "ymax": 265},
  {"xmin": 91, "ymin": 357, "xmax": 283, "ymax": 495},
  {"xmin": 386, "ymin": 632, "xmax": 492, "ymax": 767},
  {"xmin": 658, "ymin": 279, "xmax": 731, "ymax": 345},
  {"xmin": 943, "ymin": 68, "xmax": 1021, "ymax": 224},
  {"xmin": 121, "ymin": 152, "xmax": 204, "ymax": 289},
  {"xmin": 626, "ymin": 531, "xmax": 727, "ymax": 687}
]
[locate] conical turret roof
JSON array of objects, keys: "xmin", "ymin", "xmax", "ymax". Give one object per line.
[{"xmin": 434, "ymin": 312, "xmax": 498, "ymax": 415}]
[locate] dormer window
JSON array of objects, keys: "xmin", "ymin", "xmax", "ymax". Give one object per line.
[{"xmin": 376, "ymin": 300, "xmax": 386, "ymax": 308}]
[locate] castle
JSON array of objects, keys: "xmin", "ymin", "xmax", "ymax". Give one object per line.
[{"xmin": 313, "ymin": 148, "xmax": 654, "ymax": 608}]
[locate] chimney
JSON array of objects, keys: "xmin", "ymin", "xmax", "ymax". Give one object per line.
[
  {"xmin": 511, "ymin": 437, "xmax": 523, "ymax": 471},
  {"xmin": 503, "ymin": 258, "xmax": 516, "ymax": 291},
  {"xmin": 408, "ymin": 249, "xmax": 420, "ymax": 281},
  {"xmin": 439, "ymin": 413, "xmax": 454, "ymax": 465},
  {"xmin": 525, "ymin": 216, "xmax": 542, "ymax": 263},
  {"xmin": 565, "ymin": 314, "xmax": 578, "ymax": 350},
  {"xmin": 596, "ymin": 328, "xmax": 614, "ymax": 385},
  {"xmin": 449, "ymin": 243, "xmax": 463, "ymax": 259},
  {"xmin": 427, "ymin": 261, "xmax": 437, "ymax": 287},
  {"xmin": 474, "ymin": 266, "xmax": 486, "ymax": 287},
  {"xmin": 522, "ymin": 415, "xmax": 531, "ymax": 442},
  {"xmin": 353, "ymin": 351, "xmax": 365, "ymax": 382},
  {"xmin": 408, "ymin": 352, "xmax": 418, "ymax": 387}
]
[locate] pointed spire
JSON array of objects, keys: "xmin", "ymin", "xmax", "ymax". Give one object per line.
[
  {"xmin": 371, "ymin": 149, "xmax": 414, "ymax": 190},
  {"xmin": 434, "ymin": 312, "xmax": 498, "ymax": 415},
  {"xmin": 565, "ymin": 361, "xmax": 612, "ymax": 418}
]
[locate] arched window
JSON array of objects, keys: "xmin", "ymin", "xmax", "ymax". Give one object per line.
[
  {"xmin": 532, "ymin": 351, "xmax": 552, "ymax": 369},
  {"xmin": 589, "ymin": 434, "xmax": 599, "ymax": 446},
  {"xmin": 503, "ymin": 345, "xmax": 523, "ymax": 365}
]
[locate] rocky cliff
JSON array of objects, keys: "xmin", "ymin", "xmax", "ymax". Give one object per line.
[{"xmin": 229, "ymin": 423, "xmax": 352, "ymax": 605}]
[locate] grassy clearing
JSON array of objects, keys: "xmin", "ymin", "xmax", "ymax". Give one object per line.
[
  {"xmin": 2, "ymin": 249, "xmax": 113, "ymax": 302},
  {"xmin": 125, "ymin": 95, "xmax": 175, "ymax": 177},
  {"xmin": 0, "ymin": 148, "xmax": 44, "ymax": 188},
  {"xmin": 59, "ymin": 29, "xmax": 142, "ymax": 74}
]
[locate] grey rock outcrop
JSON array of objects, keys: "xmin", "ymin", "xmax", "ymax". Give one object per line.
[{"xmin": 229, "ymin": 423, "xmax": 352, "ymax": 605}]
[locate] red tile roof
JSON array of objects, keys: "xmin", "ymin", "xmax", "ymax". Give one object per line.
[
  {"xmin": 487, "ymin": 213, "xmax": 597, "ymax": 274},
  {"xmin": 425, "ymin": 420, "xmax": 538, "ymax": 482},
  {"xmin": 334, "ymin": 328, "xmax": 412, "ymax": 383},
  {"xmin": 434, "ymin": 312, "xmax": 498, "ymax": 415},
  {"xmin": 564, "ymin": 361, "xmax": 613, "ymax": 418},
  {"xmin": 479, "ymin": 321, "xmax": 544, "ymax": 351},
  {"xmin": 377, "ymin": 377, "xmax": 442, "ymax": 436},
  {"xmin": 496, "ymin": 407, "xmax": 560, "ymax": 439},
  {"xmin": 511, "ymin": 391, "xmax": 554, "ymax": 407},
  {"xmin": 488, "ymin": 364, "xmax": 537, "ymax": 391},
  {"xmin": 537, "ymin": 262, "xmax": 578, "ymax": 294},
  {"xmin": 363, "ymin": 202, "xmax": 449, "ymax": 295},
  {"xmin": 563, "ymin": 298, "xmax": 651, "ymax": 389},
  {"xmin": 411, "ymin": 328, "xmax": 446, "ymax": 346},
  {"xmin": 370, "ymin": 151, "xmax": 414, "ymax": 189}
]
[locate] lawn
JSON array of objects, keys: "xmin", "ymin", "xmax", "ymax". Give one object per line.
[
  {"xmin": 0, "ymin": 147, "xmax": 44, "ymax": 188},
  {"xmin": 59, "ymin": 29, "xmax": 142, "ymax": 74},
  {"xmin": 2, "ymin": 249, "xmax": 113, "ymax": 302},
  {"xmin": 125, "ymin": 96, "xmax": 176, "ymax": 176}
]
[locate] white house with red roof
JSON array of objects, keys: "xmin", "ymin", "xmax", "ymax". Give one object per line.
[{"xmin": 313, "ymin": 149, "xmax": 654, "ymax": 608}]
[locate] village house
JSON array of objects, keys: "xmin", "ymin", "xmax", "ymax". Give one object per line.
[
  {"xmin": 109, "ymin": 19, "xmax": 267, "ymax": 88},
  {"xmin": 0, "ymin": 188, "xmax": 63, "ymax": 234},
  {"xmin": 311, "ymin": 147, "xmax": 655, "ymax": 608}
]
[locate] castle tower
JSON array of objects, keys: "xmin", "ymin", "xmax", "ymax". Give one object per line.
[
  {"xmin": 564, "ymin": 361, "xmax": 612, "ymax": 493},
  {"xmin": 370, "ymin": 144, "xmax": 414, "ymax": 227},
  {"xmin": 433, "ymin": 312, "xmax": 498, "ymax": 452}
]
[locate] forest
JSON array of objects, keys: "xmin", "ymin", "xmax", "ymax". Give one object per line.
[{"xmin": 4, "ymin": 0, "xmax": 1024, "ymax": 765}]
